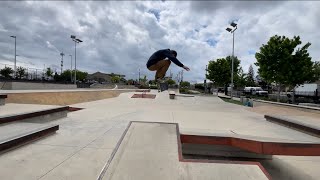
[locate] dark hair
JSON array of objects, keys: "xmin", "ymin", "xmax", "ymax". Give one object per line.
[{"xmin": 171, "ymin": 50, "xmax": 177, "ymax": 57}]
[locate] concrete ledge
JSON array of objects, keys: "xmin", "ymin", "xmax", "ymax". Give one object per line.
[
  {"xmin": 253, "ymin": 99, "xmax": 320, "ymax": 113},
  {"xmin": 169, "ymin": 91, "xmax": 175, "ymax": 99},
  {"xmin": 0, "ymin": 106, "xmax": 68, "ymax": 124},
  {"xmin": 98, "ymin": 121, "xmax": 271, "ymax": 180},
  {"xmin": 0, "ymin": 124, "xmax": 59, "ymax": 153},
  {"xmin": 135, "ymin": 89, "xmax": 151, "ymax": 92},
  {"xmin": 265, "ymin": 115, "xmax": 320, "ymax": 137},
  {"xmin": 0, "ymin": 94, "xmax": 7, "ymax": 106}
]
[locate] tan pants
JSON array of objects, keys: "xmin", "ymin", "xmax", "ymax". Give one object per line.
[{"xmin": 148, "ymin": 59, "xmax": 171, "ymax": 80}]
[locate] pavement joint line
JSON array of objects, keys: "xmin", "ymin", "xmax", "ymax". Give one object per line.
[
  {"xmin": 31, "ymin": 143, "xmax": 79, "ymax": 148},
  {"xmin": 37, "ymin": 120, "xmax": 128, "ymax": 180},
  {"xmin": 171, "ymin": 112, "xmax": 175, "ymax": 123}
]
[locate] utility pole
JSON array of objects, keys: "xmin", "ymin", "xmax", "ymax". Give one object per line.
[
  {"xmin": 138, "ymin": 68, "xmax": 140, "ymax": 84},
  {"xmin": 10, "ymin": 36, "xmax": 17, "ymax": 78},
  {"xmin": 69, "ymin": 55, "xmax": 73, "ymax": 82},
  {"xmin": 60, "ymin": 52, "xmax": 64, "ymax": 74}
]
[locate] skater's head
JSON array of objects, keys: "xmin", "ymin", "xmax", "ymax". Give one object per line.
[{"xmin": 170, "ymin": 50, "xmax": 177, "ymax": 57}]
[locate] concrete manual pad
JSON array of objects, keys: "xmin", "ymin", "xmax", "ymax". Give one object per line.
[
  {"xmin": 99, "ymin": 122, "xmax": 269, "ymax": 180},
  {"xmin": 0, "ymin": 103, "xmax": 64, "ymax": 117}
]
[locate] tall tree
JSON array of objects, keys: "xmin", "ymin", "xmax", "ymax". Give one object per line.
[
  {"xmin": 312, "ymin": 61, "xmax": 320, "ymax": 81},
  {"xmin": 111, "ymin": 76, "xmax": 120, "ymax": 83},
  {"xmin": 0, "ymin": 67, "xmax": 14, "ymax": 78},
  {"xmin": 255, "ymin": 35, "xmax": 314, "ymax": 102},
  {"xmin": 46, "ymin": 68, "xmax": 54, "ymax": 79},
  {"xmin": 246, "ymin": 64, "xmax": 256, "ymax": 86},
  {"xmin": 16, "ymin": 66, "xmax": 27, "ymax": 79},
  {"xmin": 206, "ymin": 56, "xmax": 241, "ymax": 88}
]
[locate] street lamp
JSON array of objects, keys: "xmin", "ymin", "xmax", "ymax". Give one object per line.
[
  {"xmin": 10, "ymin": 35, "xmax": 16, "ymax": 78},
  {"xmin": 69, "ymin": 54, "xmax": 73, "ymax": 82},
  {"xmin": 70, "ymin": 35, "xmax": 83, "ymax": 85},
  {"xmin": 226, "ymin": 22, "xmax": 238, "ymax": 99}
]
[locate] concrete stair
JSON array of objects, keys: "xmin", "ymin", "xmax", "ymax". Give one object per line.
[
  {"xmin": 0, "ymin": 122, "xmax": 59, "ymax": 153},
  {"xmin": 0, "ymin": 105, "xmax": 69, "ymax": 153},
  {"xmin": 265, "ymin": 115, "xmax": 320, "ymax": 137}
]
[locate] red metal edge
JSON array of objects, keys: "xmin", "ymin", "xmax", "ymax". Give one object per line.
[
  {"xmin": 131, "ymin": 94, "xmax": 156, "ymax": 99},
  {"xmin": 68, "ymin": 107, "xmax": 84, "ymax": 112},
  {"xmin": 181, "ymin": 134, "xmax": 320, "ymax": 156},
  {"xmin": 178, "ymin": 134, "xmax": 271, "ymax": 179}
]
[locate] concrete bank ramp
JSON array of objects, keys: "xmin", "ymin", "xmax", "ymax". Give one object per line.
[
  {"xmin": 4, "ymin": 90, "xmax": 133, "ymax": 105},
  {"xmin": 98, "ymin": 122, "xmax": 270, "ymax": 180}
]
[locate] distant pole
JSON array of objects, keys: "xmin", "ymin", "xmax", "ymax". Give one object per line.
[
  {"xmin": 74, "ymin": 41, "xmax": 77, "ymax": 84},
  {"xmin": 139, "ymin": 68, "xmax": 140, "ymax": 83},
  {"xmin": 10, "ymin": 36, "xmax": 17, "ymax": 78},
  {"xmin": 70, "ymin": 35, "xmax": 82, "ymax": 85},
  {"xmin": 69, "ymin": 55, "xmax": 73, "ymax": 82},
  {"xmin": 60, "ymin": 52, "xmax": 64, "ymax": 74}
]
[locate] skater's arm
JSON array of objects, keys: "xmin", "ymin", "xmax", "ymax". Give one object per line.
[{"xmin": 164, "ymin": 51, "xmax": 184, "ymax": 67}]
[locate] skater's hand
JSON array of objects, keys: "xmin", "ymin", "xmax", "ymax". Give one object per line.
[{"xmin": 183, "ymin": 66, "xmax": 190, "ymax": 71}]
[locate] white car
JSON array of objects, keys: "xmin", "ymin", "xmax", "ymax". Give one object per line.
[{"xmin": 244, "ymin": 87, "xmax": 268, "ymax": 96}]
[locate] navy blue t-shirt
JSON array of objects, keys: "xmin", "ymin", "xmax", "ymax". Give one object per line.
[{"xmin": 146, "ymin": 49, "xmax": 184, "ymax": 68}]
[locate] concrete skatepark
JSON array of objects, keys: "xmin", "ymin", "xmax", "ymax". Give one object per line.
[{"xmin": 1, "ymin": 89, "xmax": 320, "ymax": 179}]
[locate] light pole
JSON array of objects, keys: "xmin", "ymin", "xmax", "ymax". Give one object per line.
[
  {"xmin": 226, "ymin": 22, "xmax": 238, "ymax": 99},
  {"xmin": 69, "ymin": 55, "xmax": 72, "ymax": 82},
  {"xmin": 70, "ymin": 35, "xmax": 82, "ymax": 85},
  {"xmin": 10, "ymin": 35, "xmax": 16, "ymax": 78}
]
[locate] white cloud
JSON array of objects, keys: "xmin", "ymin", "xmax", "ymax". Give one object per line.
[{"xmin": 0, "ymin": 1, "xmax": 319, "ymax": 82}]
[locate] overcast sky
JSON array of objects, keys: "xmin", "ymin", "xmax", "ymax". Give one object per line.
[{"xmin": 0, "ymin": 1, "xmax": 320, "ymax": 82}]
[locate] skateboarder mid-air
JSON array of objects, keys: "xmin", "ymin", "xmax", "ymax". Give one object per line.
[{"xmin": 146, "ymin": 49, "xmax": 190, "ymax": 82}]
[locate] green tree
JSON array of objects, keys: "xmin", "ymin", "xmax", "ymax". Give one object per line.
[
  {"xmin": 234, "ymin": 68, "xmax": 247, "ymax": 89},
  {"xmin": 16, "ymin": 66, "xmax": 27, "ymax": 79},
  {"xmin": 0, "ymin": 67, "xmax": 14, "ymax": 78},
  {"xmin": 312, "ymin": 61, "xmax": 320, "ymax": 81},
  {"xmin": 127, "ymin": 79, "xmax": 135, "ymax": 85},
  {"xmin": 255, "ymin": 35, "xmax": 314, "ymax": 102},
  {"xmin": 75, "ymin": 70, "xmax": 88, "ymax": 81},
  {"xmin": 167, "ymin": 79, "xmax": 176, "ymax": 85},
  {"xmin": 60, "ymin": 70, "xmax": 72, "ymax": 81},
  {"xmin": 246, "ymin": 64, "xmax": 256, "ymax": 87},
  {"xmin": 206, "ymin": 56, "xmax": 241, "ymax": 87},
  {"xmin": 46, "ymin": 68, "xmax": 54, "ymax": 79},
  {"xmin": 180, "ymin": 81, "xmax": 190, "ymax": 88},
  {"xmin": 111, "ymin": 76, "xmax": 120, "ymax": 83},
  {"xmin": 139, "ymin": 75, "xmax": 148, "ymax": 85}
]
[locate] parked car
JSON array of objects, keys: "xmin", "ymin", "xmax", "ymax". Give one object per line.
[{"xmin": 244, "ymin": 87, "xmax": 268, "ymax": 96}]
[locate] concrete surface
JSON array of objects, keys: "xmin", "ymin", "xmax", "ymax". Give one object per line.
[
  {"xmin": 101, "ymin": 122, "xmax": 268, "ymax": 180},
  {"xmin": 0, "ymin": 90, "xmax": 320, "ymax": 179}
]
